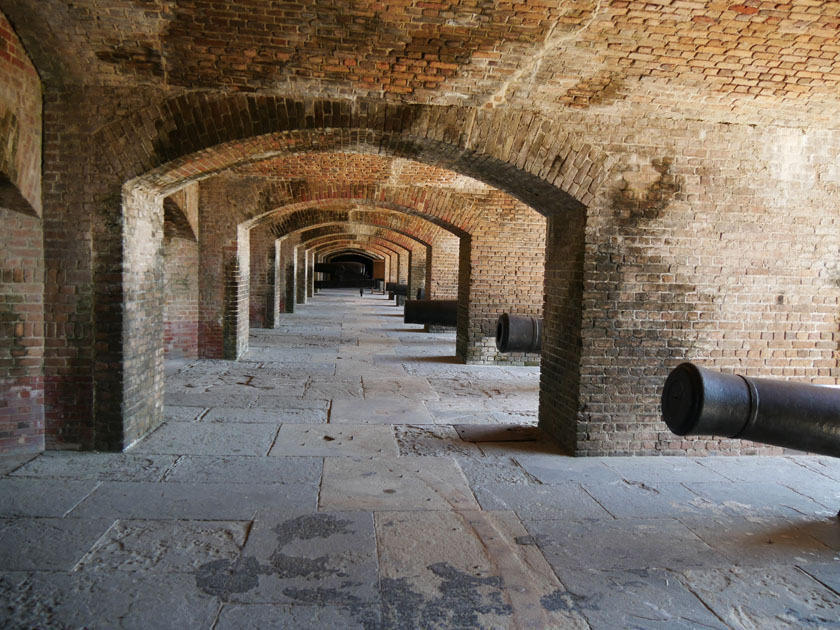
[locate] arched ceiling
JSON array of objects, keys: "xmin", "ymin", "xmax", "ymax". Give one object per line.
[{"xmin": 4, "ymin": 0, "xmax": 840, "ymax": 126}]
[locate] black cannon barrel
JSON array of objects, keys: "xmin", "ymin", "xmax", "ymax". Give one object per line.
[
  {"xmin": 385, "ymin": 283, "xmax": 408, "ymax": 296},
  {"xmin": 404, "ymin": 300, "xmax": 458, "ymax": 327},
  {"xmin": 661, "ymin": 362, "xmax": 840, "ymax": 457},
  {"xmin": 495, "ymin": 313, "xmax": 542, "ymax": 353}
]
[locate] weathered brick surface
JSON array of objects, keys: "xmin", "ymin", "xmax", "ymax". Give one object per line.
[
  {"xmin": 0, "ymin": 206, "xmax": 44, "ymax": 453},
  {"xmin": 0, "ymin": 11, "xmax": 40, "ymax": 215},
  {"xmin": 0, "ymin": 14, "xmax": 43, "ymax": 454}
]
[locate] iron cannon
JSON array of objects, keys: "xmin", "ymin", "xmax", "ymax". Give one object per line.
[
  {"xmin": 404, "ymin": 299, "xmax": 458, "ymax": 327},
  {"xmin": 495, "ymin": 313, "xmax": 543, "ymax": 353},
  {"xmin": 661, "ymin": 362, "xmax": 840, "ymax": 457}
]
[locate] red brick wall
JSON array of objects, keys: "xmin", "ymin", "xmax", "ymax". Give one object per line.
[
  {"xmin": 0, "ymin": 11, "xmax": 41, "ymax": 215},
  {"xmin": 163, "ymin": 235, "xmax": 198, "ymax": 360},
  {"xmin": 0, "ymin": 13, "xmax": 43, "ymax": 454},
  {"xmin": 0, "ymin": 206, "xmax": 44, "ymax": 454}
]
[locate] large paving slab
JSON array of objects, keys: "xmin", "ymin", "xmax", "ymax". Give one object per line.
[
  {"xmin": 203, "ymin": 405, "xmax": 328, "ymax": 424},
  {"xmin": 330, "ymin": 398, "xmax": 434, "ymax": 424},
  {"xmin": 580, "ymin": 479, "xmax": 709, "ymax": 519},
  {"xmin": 9, "ymin": 452, "xmax": 177, "ymax": 482},
  {"xmin": 524, "ymin": 517, "xmax": 729, "ymax": 575},
  {"xmin": 269, "ymin": 424, "xmax": 398, "ymax": 457},
  {"xmin": 320, "ymin": 456, "xmax": 479, "ymax": 511},
  {"xmin": 683, "ymin": 480, "xmax": 835, "ymax": 518},
  {"xmin": 375, "ymin": 510, "xmax": 589, "ymax": 629},
  {"xmin": 472, "ymin": 480, "xmax": 613, "ymax": 520},
  {"xmin": 69, "ymin": 481, "xmax": 318, "ymax": 520},
  {"xmin": 130, "ymin": 422, "xmax": 281, "ymax": 456},
  {"xmin": 163, "ymin": 455, "xmax": 322, "ymax": 485},
  {"xmin": 215, "ymin": 604, "xmax": 379, "ymax": 630},
  {"xmin": 555, "ymin": 568, "xmax": 729, "ymax": 630},
  {"xmin": 0, "ymin": 479, "xmax": 100, "ymax": 517},
  {"xmin": 210, "ymin": 511, "xmax": 378, "ymax": 607},
  {"xmin": 393, "ymin": 425, "xmax": 482, "ymax": 457},
  {"xmin": 0, "ymin": 518, "xmax": 114, "ymax": 571},
  {"xmin": 361, "ymin": 376, "xmax": 438, "ymax": 400},
  {"xmin": 677, "ymin": 566, "xmax": 840, "ymax": 629},
  {"xmin": 0, "ymin": 454, "xmax": 37, "ymax": 476},
  {"xmin": 0, "ymin": 570, "xmax": 219, "ymax": 630},
  {"xmin": 677, "ymin": 514, "xmax": 839, "ymax": 567},
  {"xmin": 76, "ymin": 519, "xmax": 248, "ymax": 573},
  {"xmin": 303, "ymin": 378, "xmax": 363, "ymax": 399}
]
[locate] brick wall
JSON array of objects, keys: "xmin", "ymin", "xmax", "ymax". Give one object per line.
[
  {"xmin": 162, "ymin": 234, "xmax": 198, "ymax": 360},
  {"xmin": 0, "ymin": 206, "xmax": 44, "ymax": 454},
  {"xmin": 428, "ymin": 235, "xmax": 459, "ymax": 299},
  {"xmin": 0, "ymin": 11, "xmax": 41, "ymax": 215},
  {"xmin": 0, "ymin": 13, "xmax": 42, "ymax": 454}
]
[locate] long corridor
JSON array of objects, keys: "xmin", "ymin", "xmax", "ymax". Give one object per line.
[{"xmin": 2, "ymin": 290, "xmax": 840, "ymax": 629}]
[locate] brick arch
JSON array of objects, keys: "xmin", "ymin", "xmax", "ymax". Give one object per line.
[
  {"xmin": 106, "ymin": 95, "xmax": 611, "ymax": 215},
  {"xmin": 249, "ymin": 206, "xmax": 447, "ymax": 247},
  {"xmin": 324, "ymin": 249, "xmax": 383, "ymax": 262},
  {"xmin": 299, "ymin": 224, "xmax": 426, "ymax": 252}
]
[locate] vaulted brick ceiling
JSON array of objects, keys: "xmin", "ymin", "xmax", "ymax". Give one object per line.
[{"xmin": 3, "ymin": 0, "xmax": 839, "ymax": 126}]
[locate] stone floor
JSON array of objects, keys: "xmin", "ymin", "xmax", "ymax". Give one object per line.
[{"xmin": 2, "ymin": 289, "xmax": 840, "ymax": 629}]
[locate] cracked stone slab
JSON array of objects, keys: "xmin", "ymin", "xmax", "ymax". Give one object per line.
[
  {"xmin": 604, "ymin": 456, "xmax": 730, "ymax": 484},
  {"xmin": 319, "ymin": 456, "xmax": 479, "ymax": 511},
  {"xmin": 69, "ymin": 481, "xmax": 317, "ymax": 520},
  {"xmin": 782, "ymin": 514, "xmax": 840, "ymax": 552},
  {"xmin": 506, "ymin": 452, "xmax": 624, "ymax": 485},
  {"xmin": 163, "ymin": 455, "xmax": 322, "ymax": 485},
  {"xmin": 164, "ymin": 391, "xmax": 260, "ymax": 407},
  {"xmin": 75, "ymin": 519, "xmax": 249, "ymax": 573},
  {"xmin": 334, "ymin": 360, "xmax": 406, "ymax": 379},
  {"xmin": 0, "ymin": 570, "xmax": 219, "ymax": 630},
  {"xmin": 476, "ymin": 439, "xmax": 568, "ymax": 458},
  {"xmin": 683, "ymin": 481, "xmax": 834, "ymax": 519},
  {"xmin": 256, "ymin": 362, "xmax": 336, "ymax": 376},
  {"xmin": 269, "ymin": 425, "xmax": 398, "ymax": 457},
  {"xmin": 454, "ymin": 424, "xmax": 541, "ymax": 442},
  {"xmin": 202, "ymin": 383, "xmax": 307, "ymax": 398},
  {"xmin": 375, "ymin": 510, "xmax": 589, "ymax": 629},
  {"xmin": 697, "ymin": 455, "xmax": 836, "ymax": 486},
  {"xmin": 303, "ymin": 379, "xmax": 364, "ymax": 399},
  {"xmin": 799, "ymin": 563, "xmax": 840, "ymax": 595},
  {"xmin": 10, "ymin": 452, "xmax": 176, "ymax": 482},
  {"xmin": 393, "ymin": 425, "xmax": 481, "ymax": 457},
  {"xmin": 215, "ymin": 604, "xmax": 379, "ymax": 629},
  {"xmin": 791, "ymin": 456, "xmax": 840, "ymax": 482},
  {"xmin": 209, "ymin": 511, "xmax": 378, "ymax": 607},
  {"xmin": 361, "ymin": 377, "xmax": 438, "ymax": 400},
  {"xmin": 0, "ymin": 518, "xmax": 114, "ymax": 571},
  {"xmin": 330, "ymin": 398, "xmax": 434, "ymax": 425},
  {"xmin": 555, "ymin": 568, "xmax": 729, "ymax": 630},
  {"xmin": 164, "ymin": 406, "xmax": 206, "ymax": 422},
  {"xmin": 130, "ymin": 422, "xmax": 280, "ymax": 456},
  {"xmin": 0, "ymin": 479, "xmax": 100, "ymax": 517},
  {"xmin": 472, "ymin": 480, "xmax": 612, "ymax": 520},
  {"xmin": 678, "ymin": 515, "xmax": 839, "ymax": 567},
  {"xmin": 202, "ymin": 406, "xmax": 327, "ymax": 424},
  {"xmin": 678, "ymin": 566, "xmax": 840, "ymax": 629},
  {"xmin": 456, "ymin": 455, "xmax": 547, "ymax": 488},
  {"xmin": 524, "ymin": 517, "xmax": 729, "ymax": 574},
  {"xmin": 252, "ymin": 396, "xmax": 332, "ymax": 410},
  {"xmin": 0, "ymin": 454, "xmax": 37, "ymax": 476},
  {"xmin": 581, "ymin": 479, "xmax": 708, "ymax": 519}
]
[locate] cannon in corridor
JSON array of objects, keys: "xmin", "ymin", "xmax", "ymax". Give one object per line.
[
  {"xmin": 404, "ymin": 299, "xmax": 458, "ymax": 327},
  {"xmin": 495, "ymin": 313, "xmax": 543, "ymax": 353},
  {"xmin": 661, "ymin": 362, "xmax": 840, "ymax": 457}
]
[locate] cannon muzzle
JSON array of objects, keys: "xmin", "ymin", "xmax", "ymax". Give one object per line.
[
  {"xmin": 495, "ymin": 313, "xmax": 542, "ymax": 353},
  {"xmin": 661, "ymin": 362, "xmax": 840, "ymax": 457},
  {"xmin": 404, "ymin": 299, "xmax": 458, "ymax": 327}
]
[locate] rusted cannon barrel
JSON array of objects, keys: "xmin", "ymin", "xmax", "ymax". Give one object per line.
[
  {"xmin": 661, "ymin": 362, "xmax": 840, "ymax": 457},
  {"xmin": 404, "ymin": 300, "xmax": 458, "ymax": 327},
  {"xmin": 495, "ymin": 313, "xmax": 542, "ymax": 353}
]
